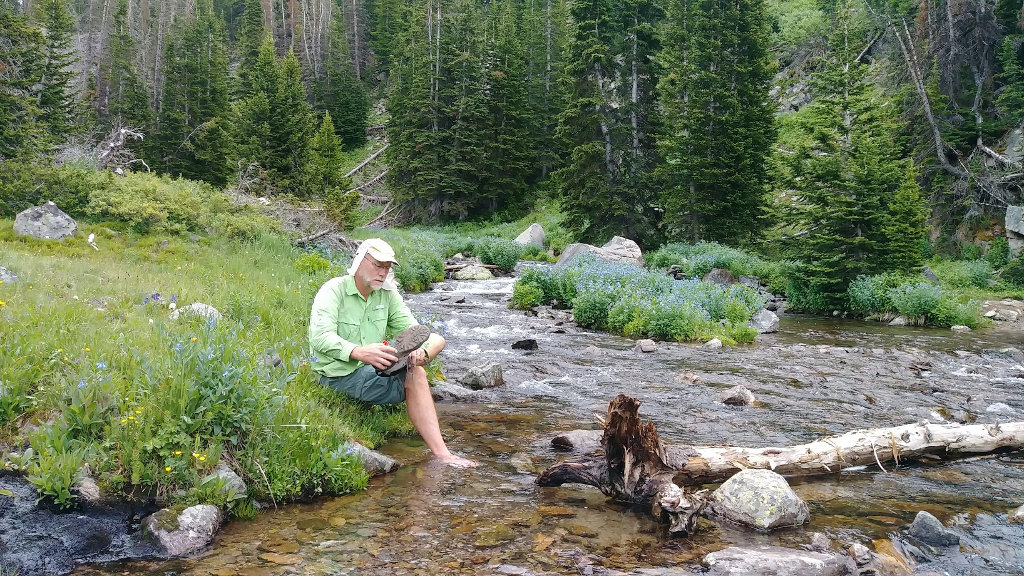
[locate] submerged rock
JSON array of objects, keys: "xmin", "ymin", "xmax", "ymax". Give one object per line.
[
  {"xmin": 908, "ymin": 510, "xmax": 960, "ymax": 547},
  {"xmin": 710, "ymin": 469, "xmax": 809, "ymax": 531},
  {"xmin": 340, "ymin": 441, "xmax": 400, "ymax": 476},
  {"xmin": 703, "ymin": 545, "xmax": 855, "ymax": 576},
  {"xmin": 715, "ymin": 385, "xmax": 755, "ymax": 406}
]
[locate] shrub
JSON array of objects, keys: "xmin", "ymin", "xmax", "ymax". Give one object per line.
[
  {"xmin": 477, "ymin": 236, "xmax": 524, "ymax": 271},
  {"xmin": 888, "ymin": 282, "xmax": 943, "ymax": 322},
  {"xmin": 572, "ymin": 292, "xmax": 614, "ymax": 329},
  {"xmin": 930, "ymin": 293, "xmax": 985, "ymax": 328},
  {"xmin": 510, "ymin": 282, "xmax": 544, "ymax": 310},
  {"xmin": 1002, "ymin": 257, "xmax": 1024, "ymax": 287},
  {"xmin": 918, "ymin": 238, "xmax": 935, "ymax": 260},
  {"xmin": 961, "ymin": 243, "xmax": 982, "ymax": 261},
  {"xmin": 847, "ymin": 273, "xmax": 905, "ymax": 316},
  {"xmin": 0, "ymin": 161, "xmax": 105, "ymax": 218},
  {"xmin": 930, "ymin": 259, "xmax": 993, "ymax": 288},
  {"xmin": 985, "ymin": 236, "xmax": 1010, "ymax": 270},
  {"xmin": 323, "ymin": 188, "xmax": 360, "ymax": 227},
  {"xmin": 393, "ymin": 246, "xmax": 444, "ymax": 293}
]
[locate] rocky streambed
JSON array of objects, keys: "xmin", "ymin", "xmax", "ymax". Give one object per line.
[{"xmin": 5, "ymin": 269, "xmax": 1024, "ymax": 575}]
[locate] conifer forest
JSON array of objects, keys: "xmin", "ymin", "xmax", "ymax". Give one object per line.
[{"xmin": 2, "ymin": 0, "xmax": 1024, "ymax": 309}]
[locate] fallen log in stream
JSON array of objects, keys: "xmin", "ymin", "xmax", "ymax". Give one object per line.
[{"xmin": 536, "ymin": 394, "xmax": 1024, "ymax": 533}]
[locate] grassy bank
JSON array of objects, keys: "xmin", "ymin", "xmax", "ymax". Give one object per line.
[{"xmin": 0, "ymin": 223, "xmax": 415, "ymax": 513}]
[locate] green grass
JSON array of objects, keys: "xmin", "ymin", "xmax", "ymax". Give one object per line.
[{"xmin": 0, "ymin": 220, "xmax": 419, "ymax": 512}]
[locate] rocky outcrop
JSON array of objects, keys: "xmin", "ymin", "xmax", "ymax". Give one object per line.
[
  {"xmin": 457, "ymin": 363, "xmax": 505, "ymax": 389},
  {"xmin": 710, "ymin": 469, "xmax": 809, "ymax": 531},
  {"xmin": 142, "ymin": 505, "xmax": 223, "ymax": 557},
  {"xmin": 514, "ymin": 223, "xmax": 545, "ymax": 246},
  {"xmin": 703, "ymin": 545, "xmax": 855, "ymax": 576},
  {"xmin": 13, "ymin": 201, "xmax": 78, "ymax": 240},
  {"xmin": 556, "ymin": 236, "xmax": 644, "ymax": 267},
  {"xmin": 1005, "ymin": 205, "xmax": 1024, "ymax": 255}
]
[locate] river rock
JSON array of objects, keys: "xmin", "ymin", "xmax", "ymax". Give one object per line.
[
  {"xmin": 512, "ymin": 339, "xmax": 538, "ymax": 350},
  {"xmin": 702, "ymin": 545, "xmax": 855, "ymax": 576},
  {"xmin": 703, "ymin": 268, "xmax": 737, "ymax": 287},
  {"xmin": 13, "ymin": 201, "xmax": 78, "ymax": 240},
  {"xmin": 1010, "ymin": 505, "xmax": 1024, "ymax": 524},
  {"xmin": 457, "ymin": 363, "xmax": 504, "ymax": 389},
  {"xmin": 514, "ymin": 223, "xmax": 545, "ymax": 246},
  {"xmin": 453, "ymin": 265, "xmax": 494, "ymax": 280},
  {"xmin": 703, "ymin": 338, "xmax": 723, "ymax": 349},
  {"xmin": 340, "ymin": 441, "xmax": 399, "ymax": 476},
  {"xmin": 748, "ymin": 309, "xmax": 779, "ymax": 333},
  {"xmin": 556, "ymin": 236, "xmax": 644, "ymax": 267},
  {"xmin": 889, "ymin": 316, "xmax": 909, "ymax": 326},
  {"xmin": 169, "ymin": 302, "xmax": 221, "ymax": 322},
  {"xmin": 950, "ymin": 325, "xmax": 971, "ymax": 333},
  {"xmin": 208, "ymin": 463, "xmax": 247, "ymax": 495},
  {"xmin": 0, "ymin": 265, "xmax": 18, "ymax": 283},
  {"xmin": 142, "ymin": 505, "xmax": 223, "ymax": 557},
  {"xmin": 715, "ymin": 385, "xmax": 755, "ymax": 406},
  {"xmin": 635, "ymin": 339, "xmax": 657, "ymax": 353},
  {"xmin": 551, "ymin": 429, "xmax": 602, "ymax": 453},
  {"xmin": 907, "ymin": 510, "xmax": 960, "ymax": 546},
  {"xmin": 431, "ymin": 381, "xmax": 478, "ymax": 402},
  {"xmin": 710, "ymin": 469, "xmax": 809, "ymax": 531}
]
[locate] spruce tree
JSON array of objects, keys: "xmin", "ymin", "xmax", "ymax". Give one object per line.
[
  {"xmin": 269, "ymin": 50, "xmax": 315, "ymax": 194},
  {"xmin": 553, "ymin": 0, "xmax": 624, "ymax": 242},
  {"xmin": 235, "ymin": 0, "xmax": 265, "ymax": 96},
  {"xmin": 304, "ymin": 111, "xmax": 350, "ymax": 196},
  {"xmin": 148, "ymin": 3, "xmax": 232, "ymax": 186},
  {"xmin": 104, "ymin": 0, "xmax": 151, "ymax": 132},
  {"xmin": 34, "ymin": 0, "xmax": 80, "ymax": 144},
  {"xmin": 0, "ymin": 7, "xmax": 45, "ymax": 158},
  {"xmin": 231, "ymin": 38, "xmax": 277, "ymax": 179},
  {"xmin": 785, "ymin": 1, "xmax": 924, "ymax": 310},
  {"xmin": 996, "ymin": 35, "xmax": 1024, "ymax": 126},
  {"xmin": 655, "ymin": 0, "xmax": 776, "ymax": 244},
  {"xmin": 314, "ymin": 7, "xmax": 369, "ymax": 149}
]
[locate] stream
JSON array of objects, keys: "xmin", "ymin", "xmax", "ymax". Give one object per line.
[{"xmin": 75, "ymin": 268, "xmax": 1024, "ymax": 575}]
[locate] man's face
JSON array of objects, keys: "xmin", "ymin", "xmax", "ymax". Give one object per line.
[{"xmin": 357, "ymin": 254, "xmax": 393, "ymax": 291}]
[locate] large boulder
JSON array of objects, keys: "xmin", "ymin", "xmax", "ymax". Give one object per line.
[
  {"xmin": 142, "ymin": 505, "xmax": 223, "ymax": 557},
  {"xmin": 703, "ymin": 268, "xmax": 737, "ymax": 286},
  {"xmin": 1005, "ymin": 205, "xmax": 1024, "ymax": 255},
  {"xmin": 749, "ymin": 309, "xmax": 779, "ymax": 333},
  {"xmin": 556, "ymin": 236, "xmax": 644, "ymax": 267},
  {"xmin": 457, "ymin": 363, "xmax": 505, "ymax": 390},
  {"xmin": 710, "ymin": 469, "xmax": 810, "ymax": 531},
  {"xmin": 453, "ymin": 265, "xmax": 494, "ymax": 280},
  {"xmin": 13, "ymin": 201, "xmax": 78, "ymax": 240},
  {"xmin": 703, "ymin": 545, "xmax": 855, "ymax": 576},
  {"xmin": 514, "ymin": 223, "xmax": 545, "ymax": 246}
]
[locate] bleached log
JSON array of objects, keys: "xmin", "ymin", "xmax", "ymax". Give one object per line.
[{"xmin": 537, "ymin": 394, "xmax": 1024, "ymax": 532}]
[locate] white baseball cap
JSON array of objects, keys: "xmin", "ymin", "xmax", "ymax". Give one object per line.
[{"xmin": 360, "ymin": 238, "xmax": 399, "ymax": 265}]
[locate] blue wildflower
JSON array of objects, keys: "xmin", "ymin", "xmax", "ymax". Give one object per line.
[
  {"xmin": 77, "ymin": 380, "xmax": 86, "ymax": 388},
  {"xmin": 96, "ymin": 361, "xmax": 107, "ymax": 370}
]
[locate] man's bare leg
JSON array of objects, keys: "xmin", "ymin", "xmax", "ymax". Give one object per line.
[{"xmin": 404, "ymin": 363, "xmax": 478, "ymax": 468}]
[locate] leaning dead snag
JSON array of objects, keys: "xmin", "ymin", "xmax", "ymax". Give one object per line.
[{"xmin": 537, "ymin": 394, "xmax": 1024, "ymax": 532}]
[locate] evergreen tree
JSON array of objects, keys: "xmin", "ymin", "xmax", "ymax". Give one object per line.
[
  {"xmin": 553, "ymin": 0, "xmax": 624, "ymax": 242},
  {"xmin": 231, "ymin": 38, "xmax": 277, "ymax": 178},
  {"xmin": 304, "ymin": 111, "xmax": 350, "ymax": 195},
  {"xmin": 235, "ymin": 0, "xmax": 265, "ymax": 96},
  {"xmin": 147, "ymin": 2, "xmax": 232, "ymax": 186},
  {"xmin": 655, "ymin": 0, "xmax": 776, "ymax": 244},
  {"xmin": 269, "ymin": 50, "xmax": 315, "ymax": 194},
  {"xmin": 0, "ymin": 7, "xmax": 45, "ymax": 158},
  {"xmin": 366, "ymin": 0, "xmax": 412, "ymax": 75},
  {"xmin": 785, "ymin": 2, "xmax": 924, "ymax": 310},
  {"xmin": 314, "ymin": 7, "xmax": 369, "ymax": 149},
  {"xmin": 104, "ymin": 0, "xmax": 151, "ymax": 132},
  {"xmin": 34, "ymin": 0, "xmax": 80, "ymax": 144},
  {"xmin": 996, "ymin": 35, "xmax": 1024, "ymax": 126},
  {"xmin": 521, "ymin": 0, "xmax": 568, "ymax": 181}
]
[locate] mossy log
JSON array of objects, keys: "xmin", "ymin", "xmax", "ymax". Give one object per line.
[{"xmin": 536, "ymin": 394, "xmax": 1024, "ymax": 533}]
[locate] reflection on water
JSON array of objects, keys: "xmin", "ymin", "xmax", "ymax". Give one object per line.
[{"xmin": 76, "ymin": 276, "xmax": 1024, "ymax": 575}]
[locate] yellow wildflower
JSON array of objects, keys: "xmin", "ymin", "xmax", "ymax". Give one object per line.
[
  {"xmin": 190, "ymin": 337, "xmax": 197, "ymax": 342},
  {"xmin": 199, "ymin": 456, "xmax": 207, "ymax": 462},
  {"xmin": 0, "ymin": 301, "xmax": 6, "ymax": 307},
  {"xmin": 173, "ymin": 450, "xmax": 182, "ymax": 455},
  {"xmin": 85, "ymin": 347, "xmax": 91, "ymax": 352},
  {"xmin": 165, "ymin": 466, "xmax": 172, "ymax": 472},
  {"xmin": 120, "ymin": 418, "xmax": 127, "ymax": 423},
  {"xmin": 135, "ymin": 408, "xmax": 142, "ymax": 414}
]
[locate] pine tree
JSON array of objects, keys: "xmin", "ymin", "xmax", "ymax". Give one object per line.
[
  {"xmin": 521, "ymin": 0, "xmax": 568, "ymax": 181},
  {"xmin": 996, "ymin": 35, "xmax": 1024, "ymax": 126},
  {"xmin": 147, "ymin": 3, "xmax": 232, "ymax": 185},
  {"xmin": 304, "ymin": 111, "xmax": 349, "ymax": 195},
  {"xmin": 366, "ymin": 0, "xmax": 412, "ymax": 75},
  {"xmin": 553, "ymin": 0, "xmax": 624, "ymax": 242},
  {"xmin": 655, "ymin": 0, "xmax": 776, "ymax": 244},
  {"xmin": 231, "ymin": 38, "xmax": 277, "ymax": 178},
  {"xmin": 314, "ymin": 7, "xmax": 369, "ymax": 149},
  {"xmin": 269, "ymin": 50, "xmax": 315, "ymax": 194},
  {"xmin": 34, "ymin": 0, "xmax": 80, "ymax": 144},
  {"xmin": 235, "ymin": 0, "xmax": 265, "ymax": 96},
  {"xmin": 0, "ymin": 7, "xmax": 46, "ymax": 158},
  {"xmin": 104, "ymin": 0, "xmax": 151, "ymax": 132},
  {"xmin": 785, "ymin": 2, "xmax": 924, "ymax": 310}
]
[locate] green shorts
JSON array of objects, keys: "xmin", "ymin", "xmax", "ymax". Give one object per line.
[{"xmin": 320, "ymin": 364, "xmax": 408, "ymax": 405}]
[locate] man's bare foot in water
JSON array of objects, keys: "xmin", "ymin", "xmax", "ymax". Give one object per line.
[{"xmin": 435, "ymin": 453, "xmax": 478, "ymax": 468}]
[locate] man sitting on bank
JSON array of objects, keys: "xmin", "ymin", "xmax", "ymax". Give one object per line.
[{"xmin": 308, "ymin": 238, "xmax": 477, "ymax": 468}]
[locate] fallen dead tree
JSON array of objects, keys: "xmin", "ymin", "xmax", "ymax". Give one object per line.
[{"xmin": 536, "ymin": 394, "xmax": 1024, "ymax": 533}]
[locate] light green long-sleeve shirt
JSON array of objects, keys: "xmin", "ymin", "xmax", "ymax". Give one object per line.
[{"xmin": 308, "ymin": 275, "xmax": 416, "ymax": 377}]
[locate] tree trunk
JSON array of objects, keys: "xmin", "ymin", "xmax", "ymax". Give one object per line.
[{"xmin": 537, "ymin": 395, "xmax": 1024, "ymax": 532}]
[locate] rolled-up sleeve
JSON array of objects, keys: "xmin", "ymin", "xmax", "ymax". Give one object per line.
[{"xmin": 308, "ymin": 278, "xmax": 357, "ymax": 363}]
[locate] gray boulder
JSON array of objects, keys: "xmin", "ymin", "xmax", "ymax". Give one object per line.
[
  {"xmin": 703, "ymin": 268, "xmax": 737, "ymax": 286},
  {"xmin": 169, "ymin": 302, "xmax": 221, "ymax": 321},
  {"xmin": 703, "ymin": 545, "xmax": 855, "ymax": 576},
  {"xmin": 710, "ymin": 469, "xmax": 809, "ymax": 531},
  {"xmin": 0, "ymin": 265, "xmax": 17, "ymax": 283},
  {"xmin": 556, "ymin": 236, "xmax": 644, "ymax": 267},
  {"xmin": 634, "ymin": 339, "xmax": 657, "ymax": 353},
  {"xmin": 457, "ymin": 363, "xmax": 504, "ymax": 389},
  {"xmin": 1006, "ymin": 206, "xmax": 1024, "ymax": 255},
  {"xmin": 551, "ymin": 429, "xmax": 603, "ymax": 454},
  {"xmin": 908, "ymin": 510, "xmax": 960, "ymax": 546},
  {"xmin": 453, "ymin": 265, "xmax": 494, "ymax": 280},
  {"xmin": 703, "ymin": 338, "xmax": 723, "ymax": 349},
  {"xmin": 748, "ymin": 309, "xmax": 779, "ymax": 333},
  {"xmin": 430, "ymin": 380, "xmax": 478, "ymax": 402},
  {"xmin": 340, "ymin": 441, "xmax": 400, "ymax": 476},
  {"xmin": 13, "ymin": 201, "xmax": 78, "ymax": 240},
  {"xmin": 207, "ymin": 463, "xmax": 247, "ymax": 496},
  {"xmin": 142, "ymin": 505, "xmax": 223, "ymax": 557},
  {"xmin": 514, "ymin": 223, "xmax": 545, "ymax": 246},
  {"xmin": 1010, "ymin": 504, "xmax": 1024, "ymax": 524},
  {"xmin": 715, "ymin": 385, "xmax": 755, "ymax": 406}
]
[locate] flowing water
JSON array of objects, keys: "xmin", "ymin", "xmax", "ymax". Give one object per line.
[{"xmin": 76, "ymin": 269, "xmax": 1024, "ymax": 576}]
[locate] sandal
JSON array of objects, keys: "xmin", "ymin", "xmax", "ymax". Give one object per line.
[{"xmin": 377, "ymin": 324, "xmax": 430, "ymax": 376}]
